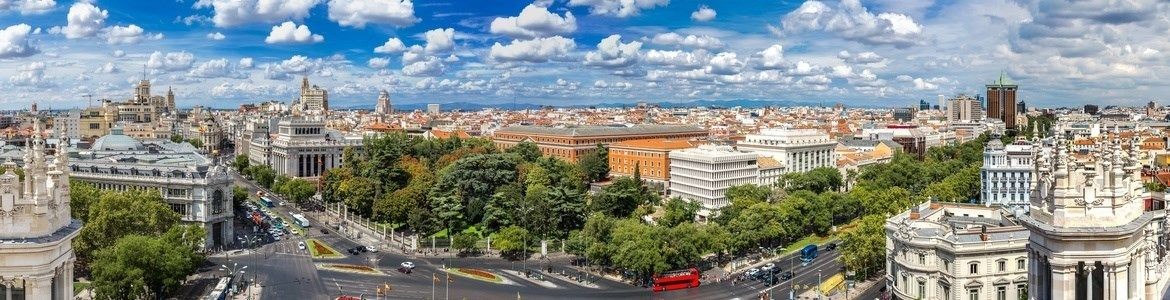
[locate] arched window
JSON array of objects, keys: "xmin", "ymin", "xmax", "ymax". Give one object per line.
[{"xmin": 212, "ymin": 189, "xmax": 225, "ymax": 214}]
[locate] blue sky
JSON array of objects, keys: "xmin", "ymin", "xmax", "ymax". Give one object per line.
[{"xmin": 0, "ymin": 0, "xmax": 1165, "ymax": 109}]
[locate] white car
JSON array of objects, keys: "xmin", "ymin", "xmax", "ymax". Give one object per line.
[
  {"xmin": 762, "ymin": 263, "xmax": 776, "ymax": 271},
  {"xmin": 401, "ymin": 262, "xmax": 415, "ymax": 269},
  {"xmin": 746, "ymin": 268, "xmax": 760, "ymax": 277},
  {"xmin": 298, "ymin": 242, "xmax": 306, "ymax": 250},
  {"xmin": 366, "ymin": 245, "xmax": 379, "ymax": 253}
]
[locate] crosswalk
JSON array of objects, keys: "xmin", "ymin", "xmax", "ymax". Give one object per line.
[{"xmin": 268, "ymin": 239, "xmax": 310, "ymax": 256}]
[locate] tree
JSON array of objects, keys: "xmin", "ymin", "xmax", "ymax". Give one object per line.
[
  {"xmin": 590, "ymin": 176, "xmax": 656, "ymax": 218},
  {"xmin": 282, "ymin": 178, "xmax": 316, "ymax": 204},
  {"xmin": 90, "ymin": 226, "xmax": 203, "ymax": 299},
  {"xmin": 577, "ymin": 144, "xmax": 609, "ymax": 182},
  {"xmin": 491, "ymin": 225, "xmax": 530, "ymax": 259},
  {"xmin": 609, "ymin": 218, "xmax": 668, "ymax": 282},
  {"xmin": 338, "ymin": 177, "xmax": 378, "ymax": 217},
  {"xmin": 659, "ymin": 197, "xmax": 699, "ymax": 227},
  {"xmin": 233, "ymin": 155, "xmax": 250, "ymax": 173},
  {"xmin": 187, "ymin": 138, "xmax": 204, "ymax": 149},
  {"xmin": 780, "ymin": 167, "xmax": 843, "ymax": 193},
  {"xmin": 429, "ymin": 153, "xmax": 519, "ymax": 231},
  {"xmin": 840, "ymin": 215, "xmax": 886, "ymax": 280},
  {"xmin": 75, "ymin": 189, "xmax": 182, "ymax": 261},
  {"xmin": 70, "ymin": 181, "xmax": 103, "ymax": 223},
  {"xmin": 247, "ymin": 165, "xmax": 276, "ymax": 189},
  {"xmin": 452, "ymin": 232, "xmax": 479, "ymax": 254},
  {"xmin": 506, "ymin": 141, "xmax": 542, "ymax": 162},
  {"xmin": 169, "ymin": 134, "xmax": 183, "ymax": 143},
  {"xmin": 232, "ymin": 186, "xmax": 249, "ymax": 209}
]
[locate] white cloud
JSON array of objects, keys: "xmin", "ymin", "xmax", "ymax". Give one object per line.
[
  {"xmin": 643, "ymin": 49, "xmax": 707, "ymax": 68},
  {"xmin": 401, "ymin": 55, "xmax": 444, "ymax": 77},
  {"xmin": 584, "ymin": 34, "xmax": 641, "ymax": 68},
  {"xmin": 326, "ymin": 0, "xmax": 417, "ymax": 28},
  {"xmin": 10, "ymin": 61, "xmax": 46, "ymax": 86},
  {"xmin": 239, "ymin": 57, "xmax": 254, "ymax": 68},
  {"xmin": 753, "ymin": 44, "xmax": 788, "ymax": 70},
  {"xmin": 0, "ymin": 0, "xmax": 55, "ymax": 15},
  {"xmin": 104, "ymin": 24, "xmax": 146, "ymax": 45},
  {"xmin": 265, "ymin": 21, "xmax": 323, "ymax": 44},
  {"xmin": 489, "ymin": 36, "xmax": 575, "ymax": 63},
  {"xmin": 146, "ymin": 51, "xmax": 195, "ymax": 72},
  {"xmin": 62, "ymin": 2, "xmax": 107, "ymax": 39},
  {"xmin": 912, "ymin": 77, "xmax": 937, "ymax": 90},
  {"xmin": 93, "ymin": 62, "xmax": 119, "ymax": 74},
  {"xmin": 489, "ymin": 4, "xmax": 576, "ymax": 39},
  {"xmin": 193, "ymin": 0, "xmax": 320, "ymax": 28},
  {"xmin": 706, "ymin": 52, "xmax": 744, "ymax": 75},
  {"xmin": 423, "ymin": 28, "xmax": 455, "ymax": 53},
  {"xmin": 648, "ymin": 32, "xmax": 724, "ymax": 49},
  {"xmin": 207, "ymin": 32, "xmax": 226, "ymax": 40},
  {"xmin": 112, "ymin": 50, "xmax": 125, "ymax": 58},
  {"xmin": 566, "ymin": 0, "xmax": 669, "ymax": 18},
  {"xmin": 691, "ymin": 5, "xmax": 716, "ymax": 22},
  {"xmin": 374, "ymin": 37, "xmax": 406, "ymax": 53},
  {"xmin": 367, "ymin": 57, "xmax": 390, "ymax": 68},
  {"xmin": 188, "ymin": 58, "xmax": 247, "ymax": 78},
  {"xmin": 779, "ymin": 0, "xmax": 923, "ymax": 48},
  {"xmin": 263, "ymin": 55, "xmax": 321, "ymax": 79},
  {"xmin": 837, "ymin": 50, "xmax": 884, "ymax": 64},
  {"xmin": 0, "ymin": 23, "xmax": 37, "ymax": 58}
]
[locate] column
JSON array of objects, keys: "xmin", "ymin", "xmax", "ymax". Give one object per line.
[
  {"xmin": 65, "ymin": 261, "xmax": 75, "ymax": 300},
  {"xmin": 1051, "ymin": 263, "xmax": 1075, "ymax": 300},
  {"xmin": 1111, "ymin": 263, "xmax": 1129, "ymax": 300},
  {"xmin": 5, "ymin": 278, "xmax": 12, "ymax": 300},
  {"xmin": 25, "ymin": 275, "xmax": 52, "ymax": 300}
]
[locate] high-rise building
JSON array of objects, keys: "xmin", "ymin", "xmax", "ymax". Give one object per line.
[
  {"xmin": 297, "ymin": 76, "xmax": 328, "ymax": 113},
  {"xmin": 1084, "ymin": 104, "xmax": 1099, "ymax": 115},
  {"xmin": 980, "ymin": 138, "xmax": 1034, "ymax": 211},
  {"xmin": 986, "ymin": 72, "xmax": 1018, "ymax": 130},
  {"xmin": 427, "ymin": 103, "xmax": 441, "ymax": 115},
  {"xmin": 374, "ymin": 90, "xmax": 392, "ymax": 115},
  {"xmin": 919, "ymin": 99, "xmax": 931, "ymax": 111},
  {"xmin": 893, "ymin": 107, "xmax": 915, "ymax": 122},
  {"xmin": 0, "ymin": 116, "xmax": 80, "ymax": 300},
  {"xmin": 1017, "ymin": 101, "xmax": 1027, "ymax": 114},
  {"xmin": 947, "ymin": 94, "xmax": 983, "ymax": 123}
]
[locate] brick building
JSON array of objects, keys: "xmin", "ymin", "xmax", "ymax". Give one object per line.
[{"xmin": 493, "ymin": 125, "xmax": 708, "ymax": 162}]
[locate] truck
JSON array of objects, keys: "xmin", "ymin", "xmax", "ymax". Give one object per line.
[{"xmin": 800, "ymin": 244, "xmax": 819, "ymax": 263}]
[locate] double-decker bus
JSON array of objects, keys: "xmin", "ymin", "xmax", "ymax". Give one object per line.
[
  {"xmin": 652, "ymin": 268, "xmax": 701, "ymax": 292},
  {"xmin": 292, "ymin": 213, "xmax": 311, "ymax": 227}
]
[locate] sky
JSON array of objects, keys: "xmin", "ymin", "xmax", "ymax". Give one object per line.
[{"xmin": 0, "ymin": 0, "xmax": 1165, "ymax": 110}]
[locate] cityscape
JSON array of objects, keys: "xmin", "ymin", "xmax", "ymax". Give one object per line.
[{"xmin": 0, "ymin": 1, "xmax": 1168, "ymax": 300}]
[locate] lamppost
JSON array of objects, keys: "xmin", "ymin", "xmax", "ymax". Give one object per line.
[
  {"xmin": 779, "ymin": 247, "xmax": 794, "ymax": 300},
  {"xmin": 817, "ymin": 269, "xmax": 823, "ymax": 300},
  {"xmin": 220, "ymin": 262, "xmax": 248, "ymax": 295}
]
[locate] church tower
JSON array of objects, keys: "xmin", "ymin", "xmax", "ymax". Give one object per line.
[
  {"xmin": 1022, "ymin": 129, "xmax": 1170, "ymax": 299},
  {"xmin": 0, "ymin": 106, "xmax": 79, "ymax": 300}
]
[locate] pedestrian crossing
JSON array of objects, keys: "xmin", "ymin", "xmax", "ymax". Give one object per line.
[{"xmin": 269, "ymin": 239, "xmax": 310, "ymax": 256}]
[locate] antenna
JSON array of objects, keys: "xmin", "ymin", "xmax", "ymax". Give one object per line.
[{"xmin": 141, "ymin": 64, "xmax": 147, "ymax": 81}]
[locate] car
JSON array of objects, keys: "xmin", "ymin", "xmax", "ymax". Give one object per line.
[
  {"xmin": 347, "ymin": 248, "xmax": 360, "ymax": 255},
  {"xmin": 280, "ymin": 201, "xmax": 287, "ymax": 206},
  {"xmin": 745, "ymin": 268, "xmax": 760, "ymax": 278},
  {"xmin": 320, "ymin": 228, "xmax": 329, "ymax": 234},
  {"xmin": 824, "ymin": 243, "xmax": 838, "ymax": 251},
  {"xmin": 762, "ymin": 263, "xmax": 775, "ymax": 271},
  {"xmin": 298, "ymin": 242, "xmax": 306, "ymax": 250},
  {"xmin": 356, "ymin": 246, "xmax": 369, "ymax": 253},
  {"xmin": 273, "ymin": 235, "xmax": 282, "ymax": 241},
  {"xmin": 366, "ymin": 245, "xmax": 378, "ymax": 253},
  {"xmin": 397, "ymin": 267, "xmax": 412, "ymax": 274},
  {"xmin": 779, "ymin": 271, "xmax": 793, "ymax": 281},
  {"xmin": 401, "ymin": 261, "xmax": 415, "ymax": 269}
]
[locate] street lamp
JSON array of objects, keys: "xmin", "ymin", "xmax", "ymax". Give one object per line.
[{"xmin": 220, "ymin": 263, "xmax": 248, "ymax": 295}]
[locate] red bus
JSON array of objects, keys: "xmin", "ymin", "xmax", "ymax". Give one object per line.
[{"xmin": 652, "ymin": 268, "xmax": 701, "ymax": 292}]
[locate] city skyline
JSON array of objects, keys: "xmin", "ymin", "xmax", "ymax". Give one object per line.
[{"xmin": 0, "ymin": 0, "xmax": 1166, "ymax": 109}]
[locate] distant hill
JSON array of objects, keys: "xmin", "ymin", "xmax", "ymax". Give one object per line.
[{"xmin": 336, "ymin": 99, "xmax": 861, "ymax": 111}]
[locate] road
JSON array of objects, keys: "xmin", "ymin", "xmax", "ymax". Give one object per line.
[{"xmin": 216, "ymin": 170, "xmax": 875, "ymax": 299}]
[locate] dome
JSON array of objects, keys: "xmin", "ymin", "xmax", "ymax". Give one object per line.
[{"xmin": 91, "ymin": 127, "xmax": 145, "ymax": 151}]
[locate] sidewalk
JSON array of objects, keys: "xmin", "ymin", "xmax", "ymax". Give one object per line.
[
  {"xmin": 795, "ymin": 277, "xmax": 881, "ymax": 300},
  {"xmin": 233, "ymin": 283, "xmax": 262, "ymax": 300}
]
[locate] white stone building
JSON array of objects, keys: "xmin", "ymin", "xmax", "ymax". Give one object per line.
[
  {"xmin": 736, "ymin": 128, "xmax": 836, "ymax": 174},
  {"xmin": 296, "ymin": 77, "xmax": 328, "ymax": 114},
  {"xmin": 268, "ymin": 118, "xmax": 363, "ymax": 178},
  {"xmin": 68, "ymin": 127, "xmax": 234, "ymax": 249},
  {"xmin": 947, "ymin": 94, "xmax": 984, "ymax": 124},
  {"xmin": 374, "ymin": 90, "xmax": 392, "ymax": 115},
  {"xmin": 981, "ymin": 138, "xmax": 1035, "ymax": 211},
  {"xmin": 885, "ymin": 201, "xmax": 1029, "ymax": 300},
  {"xmin": 668, "ymin": 145, "xmax": 761, "ymax": 219},
  {"xmin": 0, "ymin": 120, "xmax": 79, "ymax": 300}
]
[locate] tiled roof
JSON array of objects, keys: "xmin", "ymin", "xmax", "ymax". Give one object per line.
[
  {"xmin": 496, "ymin": 124, "xmax": 705, "ymax": 137},
  {"xmin": 757, "ymin": 156, "xmax": 782, "ymax": 169},
  {"xmin": 611, "ymin": 138, "xmax": 700, "ymax": 150}
]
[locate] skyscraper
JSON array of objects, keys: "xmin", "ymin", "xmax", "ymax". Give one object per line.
[
  {"xmin": 374, "ymin": 90, "xmax": 392, "ymax": 115},
  {"xmin": 986, "ymin": 72, "xmax": 1018, "ymax": 129},
  {"xmin": 298, "ymin": 76, "xmax": 328, "ymax": 113}
]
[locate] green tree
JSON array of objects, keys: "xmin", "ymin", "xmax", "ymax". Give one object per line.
[
  {"xmin": 659, "ymin": 197, "xmax": 699, "ymax": 227},
  {"xmin": 233, "ymin": 155, "xmax": 250, "ymax": 173},
  {"xmin": 75, "ymin": 189, "xmax": 182, "ymax": 262},
  {"xmin": 338, "ymin": 177, "xmax": 378, "ymax": 217},
  {"xmin": 506, "ymin": 141, "xmax": 542, "ymax": 162},
  {"xmin": 491, "ymin": 225, "xmax": 530, "ymax": 259},
  {"xmin": 169, "ymin": 134, "xmax": 183, "ymax": 143},
  {"xmin": 577, "ymin": 144, "xmax": 609, "ymax": 182},
  {"xmin": 247, "ymin": 165, "xmax": 276, "ymax": 189},
  {"xmin": 90, "ymin": 226, "xmax": 203, "ymax": 299},
  {"xmin": 70, "ymin": 181, "xmax": 103, "ymax": 223},
  {"xmin": 780, "ymin": 167, "xmax": 843, "ymax": 193},
  {"xmin": 232, "ymin": 186, "xmax": 249, "ymax": 209},
  {"xmin": 590, "ymin": 176, "xmax": 657, "ymax": 218},
  {"xmin": 840, "ymin": 215, "xmax": 886, "ymax": 280},
  {"xmin": 452, "ymin": 232, "xmax": 479, "ymax": 254},
  {"xmin": 609, "ymin": 218, "xmax": 668, "ymax": 281},
  {"xmin": 428, "ymin": 153, "xmax": 519, "ymax": 231},
  {"xmin": 187, "ymin": 138, "xmax": 204, "ymax": 149},
  {"xmin": 282, "ymin": 178, "xmax": 316, "ymax": 204}
]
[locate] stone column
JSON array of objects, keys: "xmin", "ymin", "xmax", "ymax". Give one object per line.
[
  {"xmin": 25, "ymin": 275, "xmax": 52, "ymax": 300},
  {"xmin": 65, "ymin": 261, "xmax": 75, "ymax": 300},
  {"xmin": 1050, "ymin": 264, "xmax": 1076, "ymax": 300},
  {"xmin": 5, "ymin": 278, "xmax": 12, "ymax": 300},
  {"xmin": 1110, "ymin": 263, "xmax": 1129, "ymax": 300}
]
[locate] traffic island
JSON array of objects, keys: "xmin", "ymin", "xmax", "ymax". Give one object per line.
[
  {"xmin": 445, "ymin": 268, "xmax": 511, "ymax": 284},
  {"xmin": 316, "ymin": 263, "xmax": 386, "ymax": 276},
  {"xmin": 307, "ymin": 239, "xmax": 343, "ymax": 259}
]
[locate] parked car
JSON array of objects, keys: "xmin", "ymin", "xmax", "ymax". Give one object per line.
[
  {"xmin": 366, "ymin": 245, "xmax": 378, "ymax": 252},
  {"xmin": 397, "ymin": 267, "xmax": 412, "ymax": 274},
  {"xmin": 745, "ymin": 268, "xmax": 760, "ymax": 279},
  {"xmin": 320, "ymin": 228, "xmax": 329, "ymax": 234}
]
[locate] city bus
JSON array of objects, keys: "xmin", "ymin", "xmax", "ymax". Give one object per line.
[
  {"xmin": 260, "ymin": 197, "xmax": 274, "ymax": 208},
  {"xmin": 651, "ymin": 268, "xmax": 701, "ymax": 292},
  {"xmin": 800, "ymin": 244, "xmax": 819, "ymax": 263},
  {"xmin": 292, "ymin": 213, "xmax": 311, "ymax": 228}
]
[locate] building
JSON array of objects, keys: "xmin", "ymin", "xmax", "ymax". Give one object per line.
[
  {"xmin": 1020, "ymin": 133, "xmax": 1170, "ymax": 299},
  {"xmin": 374, "ymin": 90, "xmax": 392, "ymax": 115},
  {"xmin": 668, "ymin": 145, "xmax": 761, "ymax": 219},
  {"xmin": 427, "ymin": 104, "xmax": 441, "ymax": 115},
  {"xmin": 267, "ymin": 118, "xmax": 363, "ymax": 178},
  {"xmin": 885, "ymin": 201, "xmax": 1029, "ymax": 300},
  {"xmin": 986, "ymin": 72, "xmax": 1018, "ymax": 130},
  {"xmin": 1084, "ymin": 104, "xmax": 1100, "ymax": 115},
  {"xmin": 980, "ymin": 138, "xmax": 1034, "ymax": 211},
  {"xmin": 894, "ymin": 107, "xmax": 915, "ymax": 122},
  {"xmin": 297, "ymin": 77, "xmax": 329, "ymax": 113},
  {"xmin": 919, "ymin": 99, "xmax": 931, "ymax": 111},
  {"xmin": 0, "ymin": 119, "xmax": 80, "ymax": 300},
  {"xmin": 493, "ymin": 125, "xmax": 708, "ymax": 162},
  {"xmin": 736, "ymin": 128, "xmax": 836, "ymax": 174},
  {"xmin": 608, "ymin": 138, "xmax": 701, "ymax": 191},
  {"xmin": 53, "ymin": 110, "xmax": 81, "ymax": 141},
  {"xmin": 68, "ymin": 126, "xmax": 234, "ymax": 249},
  {"xmin": 78, "ymin": 106, "xmax": 114, "ymax": 140},
  {"xmin": 947, "ymin": 94, "xmax": 984, "ymax": 123},
  {"xmin": 1017, "ymin": 101, "xmax": 1027, "ymax": 115}
]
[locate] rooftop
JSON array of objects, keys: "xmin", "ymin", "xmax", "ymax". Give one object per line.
[
  {"xmin": 496, "ymin": 124, "xmax": 706, "ymax": 137},
  {"xmin": 611, "ymin": 138, "xmax": 701, "ymax": 150}
]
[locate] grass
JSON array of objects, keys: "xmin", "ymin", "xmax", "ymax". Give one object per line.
[
  {"xmin": 446, "ymin": 268, "xmax": 504, "ymax": 284},
  {"xmin": 306, "ymin": 239, "xmax": 343, "ymax": 259},
  {"xmin": 316, "ymin": 263, "xmax": 385, "ymax": 276},
  {"xmin": 73, "ymin": 281, "xmax": 91, "ymax": 295}
]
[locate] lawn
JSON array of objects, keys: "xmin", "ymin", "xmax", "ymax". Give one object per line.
[
  {"xmin": 446, "ymin": 268, "xmax": 504, "ymax": 284},
  {"xmin": 316, "ymin": 263, "xmax": 385, "ymax": 276},
  {"xmin": 306, "ymin": 239, "xmax": 343, "ymax": 259},
  {"xmin": 73, "ymin": 281, "xmax": 91, "ymax": 295}
]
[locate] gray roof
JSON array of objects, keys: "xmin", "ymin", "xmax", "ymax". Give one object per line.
[
  {"xmin": 497, "ymin": 124, "xmax": 706, "ymax": 137},
  {"xmin": 91, "ymin": 127, "xmax": 144, "ymax": 151}
]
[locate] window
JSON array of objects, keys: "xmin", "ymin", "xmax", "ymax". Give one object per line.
[
  {"xmin": 918, "ymin": 281, "xmax": 926, "ymax": 298},
  {"xmin": 941, "ymin": 285, "xmax": 950, "ymax": 300},
  {"xmin": 89, "ymin": 123, "xmax": 100, "ymax": 129},
  {"xmin": 1017, "ymin": 259, "xmax": 1026, "ymax": 270},
  {"xmin": 919, "ymin": 253, "xmax": 927, "ymax": 264},
  {"xmin": 969, "ymin": 288, "xmax": 980, "ymax": 300},
  {"xmin": 970, "ymin": 262, "xmax": 979, "ymax": 274},
  {"xmin": 998, "ymin": 260, "xmax": 1006, "ymax": 272},
  {"xmin": 944, "ymin": 260, "xmax": 951, "ymax": 272},
  {"xmin": 1016, "ymin": 284, "xmax": 1026, "ymax": 299},
  {"xmin": 996, "ymin": 286, "xmax": 1006, "ymax": 300}
]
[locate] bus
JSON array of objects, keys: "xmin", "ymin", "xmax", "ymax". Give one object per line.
[
  {"xmin": 800, "ymin": 244, "xmax": 819, "ymax": 263},
  {"xmin": 292, "ymin": 213, "xmax": 311, "ymax": 228},
  {"xmin": 204, "ymin": 277, "xmax": 231, "ymax": 300},
  {"xmin": 651, "ymin": 268, "xmax": 701, "ymax": 292},
  {"xmin": 260, "ymin": 197, "xmax": 274, "ymax": 208}
]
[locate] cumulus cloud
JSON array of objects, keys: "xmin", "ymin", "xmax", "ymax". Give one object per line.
[
  {"xmin": 104, "ymin": 24, "xmax": 147, "ymax": 45},
  {"xmin": 263, "ymin": 55, "xmax": 321, "ymax": 80},
  {"xmin": 490, "ymin": 4, "xmax": 576, "ymax": 39},
  {"xmin": 367, "ymin": 57, "xmax": 390, "ymax": 68},
  {"xmin": 753, "ymin": 45, "xmax": 789, "ymax": 70},
  {"xmin": 62, "ymin": 2, "xmax": 107, "ymax": 39},
  {"xmin": 691, "ymin": 5, "xmax": 716, "ymax": 22},
  {"xmin": 239, "ymin": 57, "xmax": 254, "ymax": 68},
  {"xmin": 837, "ymin": 50, "xmax": 884, "ymax": 64},
  {"xmin": 374, "ymin": 37, "xmax": 406, "ymax": 53},
  {"xmin": 423, "ymin": 28, "xmax": 455, "ymax": 53},
  {"xmin": 10, "ymin": 61, "xmax": 47, "ymax": 86},
  {"xmin": 326, "ymin": 0, "xmax": 417, "ymax": 28},
  {"xmin": 0, "ymin": 0, "xmax": 55, "ymax": 15},
  {"xmin": 489, "ymin": 36, "xmax": 575, "ymax": 63},
  {"xmin": 93, "ymin": 62, "xmax": 119, "ymax": 74},
  {"xmin": 567, "ymin": 0, "xmax": 669, "ymax": 18},
  {"xmin": 643, "ymin": 49, "xmax": 707, "ymax": 68},
  {"xmin": 779, "ymin": 0, "xmax": 923, "ymax": 48},
  {"xmin": 0, "ymin": 23, "xmax": 37, "ymax": 58},
  {"xmin": 648, "ymin": 32, "xmax": 724, "ymax": 49},
  {"xmin": 584, "ymin": 34, "xmax": 641, "ymax": 68},
  {"xmin": 912, "ymin": 77, "xmax": 937, "ymax": 90},
  {"xmin": 146, "ymin": 51, "xmax": 195, "ymax": 72},
  {"xmin": 207, "ymin": 32, "xmax": 226, "ymax": 40},
  {"xmin": 194, "ymin": 0, "xmax": 320, "ymax": 28},
  {"xmin": 402, "ymin": 55, "xmax": 444, "ymax": 77},
  {"xmin": 188, "ymin": 58, "xmax": 247, "ymax": 78},
  {"xmin": 706, "ymin": 52, "xmax": 744, "ymax": 75},
  {"xmin": 112, "ymin": 50, "xmax": 125, "ymax": 58},
  {"xmin": 265, "ymin": 21, "xmax": 323, "ymax": 44}
]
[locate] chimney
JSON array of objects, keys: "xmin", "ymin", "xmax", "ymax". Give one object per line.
[
  {"xmin": 909, "ymin": 205, "xmax": 921, "ymax": 220},
  {"xmin": 929, "ymin": 197, "xmax": 941, "ymax": 210},
  {"xmin": 980, "ymin": 225, "xmax": 989, "ymax": 241}
]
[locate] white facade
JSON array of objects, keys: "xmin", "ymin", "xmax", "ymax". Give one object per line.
[
  {"xmin": 54, "ymin": 110, "xmax": 81, "ymax": 141},
  {"xmin": 297, "ymin": 77, "xmax": 328, "ymax": 113},
  {"xmin": 980, "ymin": 139, "xmax": 1035, "ymax": 211},
  {"xmin": 886, "ymin": 202, "xmax": 1029, "ymax": 300},
  {"xmin": 427, "ymin": 104, "xmax": 441, "ymax": 115},
  {"xmin": 668, "ymin": 145, "xmax": 760, "ymax": 219},
  {"xmin": 0, "ymin": 119, "xmax": 78, "ymax": 300},
  {"xmin": 736, "ymin": 128, "xmax": 836, "ymax": 174},
  {"xmin": 375, "ymin": 90, "xmax": 392, "ymax": 115},
  {"xmin": 268, "ymin": 118, "xmax": 363, "ymax": 178},
  {"xmin": 948, "ymin": 94, "xmax": 984, "ymax": 123}
]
